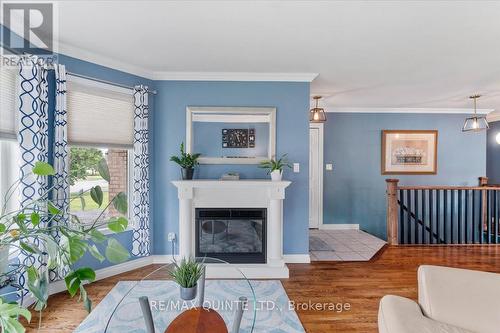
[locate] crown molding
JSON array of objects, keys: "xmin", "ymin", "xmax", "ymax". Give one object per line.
[
  {"xmin": 152, "ymin": 71, "xmax": 319, "ymax": 82},
  {"xmin": 325, "ymin": 107, "xmax": 494, "ymax": 115},
  {"xmin": 58, "ymin": 41, "xmax": 318, "ymax": 82},
  {"xmin": 487, "ymin": 111, "xmax": 500, "ymax": 122},
  {"xmin": 58, "ymin": 42, "xmax": 157, "ymax": 79}
]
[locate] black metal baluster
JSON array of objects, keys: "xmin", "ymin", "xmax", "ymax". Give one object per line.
[
  {"xmin": 414, "ymin": 189, "xmax": 419, "ymax": 244},
  {"xmin": 451, "ymin": 190, "xmax": 455, "ymax": 244},
  {"xmin": 443, "ymin": 190, "xmax": 448, "ymax": 244},
  {"xmin": 407, "ymin": 189, "xmax": 412, "ymax": 244},
  {"xmin": 458, "ymin": 189, "xmax": 462, "ymax": 244},
  {"xmin": 465, "ymin": 190, "xmax": 469, "ymax": 244},
  {"xmin": 495, "ymin": 190, "xmax": 498, "ymax": 244},
  {"xmin": 472, "ymin": 190, "xmax": 476, "ymax": 244},
  {"xmin": 479, "ymin": 189, "xmax": 483, "ymax": 244},
  {"xmin": 422, "ymin": 189, "xmax": 426, "ymax": 244},
  {"xmin": 399, "ymin": 189, "xmax": 404, "ymax": 244},
  {"xmin": 436, "ymin": 189, "xmax": 441, "ymax": 244},
  {"xmin": 486, "ymin": 190, "xmax": 491, "ymax": 244},
  {"xmin": 429, "ymin": 189, "xmax": 434, "ymax": 244}
]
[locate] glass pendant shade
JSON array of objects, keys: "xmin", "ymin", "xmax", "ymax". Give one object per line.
[
  {"xmin": 462, "ymin": 116, "xmax": 489, "ymax": 132},
  {"xmin": 310, "ymin": 96, "xmax": 327, "ymax": 123},
  {"xmin": 462, "ymin": 95, "xmax": 489, "ymax": 132}
]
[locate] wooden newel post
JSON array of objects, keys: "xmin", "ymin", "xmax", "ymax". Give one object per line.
[{"xmin": 386, "ymin": 179, "xmax": 399, "ymax": 245}]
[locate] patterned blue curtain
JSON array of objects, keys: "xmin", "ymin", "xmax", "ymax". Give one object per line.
[
  {"xmin": 132, "ymin": 86, "xmax": 150, "ymax": 257},
  {"xmin": 50, "ymin": 64, "xmax": 69, "ymax": 281},
  {"xmin": 17, "ymin": 55, "xmax": 49, "ymax": 291}
]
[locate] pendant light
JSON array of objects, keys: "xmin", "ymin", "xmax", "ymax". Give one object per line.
[
  {"xmin": 462, "ymin": 94, "xmax": 489, "ymax": 132},
  {"xmin": 310, "ymin": 96, "xmax": 327, "ymax": 123}
]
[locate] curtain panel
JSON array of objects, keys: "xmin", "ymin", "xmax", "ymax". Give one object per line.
[
  {"xmin": 132, "ymin": 86, "xmax": 150, "ymax": 257},
  {"xmin": 17, "ymin": 56, "xmax": 50, "ymax": 292},
  {"xmin": 50, "ymin": 64, "xmax": 70, "ymax": 281}
]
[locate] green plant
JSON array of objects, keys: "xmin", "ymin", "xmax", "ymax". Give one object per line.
[
  {"xmin": 0, "ymin": 298, "xmax": 31, "ymax": 333},
  {"xmin": 169, "ymin": 143, "xmax": 201, "ymax": 169},
  {"xmin": 170, "ymin": 258, "xmax": 204, "ymax": 288},
  {"xmin": 0, "ymin": 159, "xmax": 130, "ymax": 332},
  {"xmin": 259, "ymin": 154, "xmax": 292, "ymax": 174}
]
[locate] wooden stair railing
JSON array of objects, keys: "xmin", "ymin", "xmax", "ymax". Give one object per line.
[{"xmin": 386, "ymin": 178, "xmax": 500, "ymax": 245}]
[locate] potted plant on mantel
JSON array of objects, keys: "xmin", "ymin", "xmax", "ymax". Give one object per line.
[
  {"xmin": 170, "ymin": 143, "xmax": 201, "ymax": 180},
  {"xmin": 0, "ymin": 160, "xmax": 130, "ymax": 332},
  {"xmin": 259, "ymin": 154, "xmax": 292, "ymax": 181},
  {"xmin": 170, "ymin": 258, "xmax": 204, "ymax": 301}
]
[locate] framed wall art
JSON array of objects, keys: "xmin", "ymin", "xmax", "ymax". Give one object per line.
[{"xmin": 381, "ymin": 130, "xmax": 438, "ymax": 175}]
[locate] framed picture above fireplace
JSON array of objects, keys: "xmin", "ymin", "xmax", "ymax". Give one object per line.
[
  {"xmin": 186, "ymin": 106, "xmax": 276, "ymax": 164},
  {"xmin": 381, "ymin": 130, "xmax": 438, "ymax": 175}
]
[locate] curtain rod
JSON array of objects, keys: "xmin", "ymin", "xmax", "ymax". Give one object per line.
[{"xmin": 66, "ymin": 72, "xmax": 157, "ymax": 95}]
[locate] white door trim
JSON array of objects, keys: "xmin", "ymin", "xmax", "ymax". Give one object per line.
[{"xmin": 309, "ymin": 123, "xmax": 324, "ymax": 229}]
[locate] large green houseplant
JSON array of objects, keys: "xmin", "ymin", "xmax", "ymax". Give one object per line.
[{"xmin": 0, "ymin": 160, "xmax": 130, "ymax": 333}]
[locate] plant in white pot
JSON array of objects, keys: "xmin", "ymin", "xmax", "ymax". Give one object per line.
[
  {"xmin": 170, "ymin": 258, "xmax": 204, "ymax": 301},
  {"xmin": 259, "ymin": 154, "xmax": 292, "ymax": 181}
]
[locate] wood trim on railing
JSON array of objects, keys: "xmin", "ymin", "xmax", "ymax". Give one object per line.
[
  {"xmin": 398, "ymin": 185, "xmax": 500, "ymax": 190},
  {"xmin": 386, "ymin": 179, "xmax": 399, "ymax": 245}
]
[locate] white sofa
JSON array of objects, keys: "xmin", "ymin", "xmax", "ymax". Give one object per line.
[{"xmin": 378, "ymin": 265, "xmax": 500, "ymax": 333}]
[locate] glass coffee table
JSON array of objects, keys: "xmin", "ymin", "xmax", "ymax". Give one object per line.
[{"xmin": 104, "ymin": 257, "xmax": 256, "ymax": 333}]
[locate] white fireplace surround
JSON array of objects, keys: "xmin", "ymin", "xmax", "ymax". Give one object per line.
[{"xmin": 171, "ymin": 179, "xmax": 291, "ymax": 278}]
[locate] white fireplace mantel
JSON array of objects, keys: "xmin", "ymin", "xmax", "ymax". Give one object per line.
[{"xmin": 171, "ymin": 180, "xmax": 291, "ymax": 278}]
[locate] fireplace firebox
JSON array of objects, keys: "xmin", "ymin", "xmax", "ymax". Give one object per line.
[{"xmin": 195, "ymin": 208, "xmax": 266, "ymax": 263}]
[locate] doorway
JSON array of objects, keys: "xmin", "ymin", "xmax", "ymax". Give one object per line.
[{"xmin": 309, "ymin": 123, "xmax": 324, "ymax": 229}]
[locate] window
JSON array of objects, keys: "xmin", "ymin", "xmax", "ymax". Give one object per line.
[
  {"xmin": 69, "ymin": 147, "xmax": 132, "ymax": 226},
  {"xmin": 0, "ymin": 64, "xmax": 17, "ymax": 140},
  {"xmin": 67, "ymin": 76, "xmax": 134, "ymax": 228},
  {"xmin": 0, "ymin": 61, "xmax": 19, "ymax": 212}
]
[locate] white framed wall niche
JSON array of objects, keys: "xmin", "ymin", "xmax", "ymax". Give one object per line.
[{"xmin": 186, "ymin": 106, "xmax": 276, "ymax": 164}]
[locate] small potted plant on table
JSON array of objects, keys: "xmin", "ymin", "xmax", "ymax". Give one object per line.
[
  {"xmin": 170, "ymin": 143, "xmax": 201, "ymax": 180},
  {"xmin": 170, "ymin": 258, "xmax": 204, "ymax": 301},
  {"xmin": 259, "ymin": 154, "xmax": 292, "ymax": 181}
]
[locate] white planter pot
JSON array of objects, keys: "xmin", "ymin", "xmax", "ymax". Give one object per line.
[
  {"xmin": 0, "ymin": 245, "xmax": 9, "ymax": 275},
  {"xmin": 270, "ymin": 170, "xmax": 283, "ymax": 181}
]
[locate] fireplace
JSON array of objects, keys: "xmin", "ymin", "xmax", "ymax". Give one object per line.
[{"xmin": 195, "ymin": 208, "xmax": 267, "ymax": 263}]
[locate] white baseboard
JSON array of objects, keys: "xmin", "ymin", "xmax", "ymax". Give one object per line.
[
  {"xmin": 48, "ymin": 256, "xmax": 154, "ymax": 296},
  {"xmin": 152, "ymin": 254, "xmax": 179, "ymax": 264},
  {"xmin": 45, "ymin": 253, "xmax": 305, "ymax": 299},
  {"xmin": 283, "ymin": 254, "xmax": 311, "ymax": 263},
  {"xmin": 319, "ymin": 224, "xmax": 360, "ymax": 230}
]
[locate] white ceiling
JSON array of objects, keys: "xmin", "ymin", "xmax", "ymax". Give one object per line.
[{"xmin": 45, "ymin": 1, "xmax": 500, "ymax": 111}]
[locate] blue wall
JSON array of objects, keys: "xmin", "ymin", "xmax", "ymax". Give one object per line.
[
  {"xmin": 324, "ymin": 113, "xmax": 486, "ymax": 239},
  {"xmin": 152, "ymin": 81, "xmax": 310, "ymax": 255},
  {"xmin": 487, "ymin": 121, "xmax": 500, "ymax": 184}
]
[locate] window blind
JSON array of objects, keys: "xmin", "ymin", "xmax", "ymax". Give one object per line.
[
  {"xmin": 0, "ymin": 65, "xmax": 17, "ymax": 139},
  {"xmin": 67, "ymin": 79, "xmax": 134, "ymax": 148}
]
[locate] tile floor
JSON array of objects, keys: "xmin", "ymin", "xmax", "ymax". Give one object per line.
[{"xmin": 309, "ymin": 229, "xmax": 386, "ymax": 261}]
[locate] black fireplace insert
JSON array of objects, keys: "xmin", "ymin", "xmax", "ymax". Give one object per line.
[{"xmin": 195, "ymin": 208, "xmax": 266, "ymax": 263}]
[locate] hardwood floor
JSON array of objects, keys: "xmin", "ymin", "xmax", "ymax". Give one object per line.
[{"xmin": 25, "ymin": 245, "xmax": 500, "ymax": 332}]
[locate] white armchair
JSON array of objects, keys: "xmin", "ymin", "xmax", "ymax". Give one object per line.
[{"xmin": 378, "ymin": 265, "xmax": 500, "ymax": 333}]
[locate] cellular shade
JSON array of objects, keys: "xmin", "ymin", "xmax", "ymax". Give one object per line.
[
  {"xmin": 0, "ymin": 65, "xmax": 17, "ymax": 139},
  {"xmin": 67, "ymin": 80, "xmax": 134, "ymax": 148}
]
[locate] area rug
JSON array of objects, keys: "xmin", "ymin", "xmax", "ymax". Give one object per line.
[
  {"xmin": 309, "ymin": 235, "xmax": 333, "ymax": 251},
  {"xmin": 74, "ymin": 280, "xmax": 305, "ymax": 333}
]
